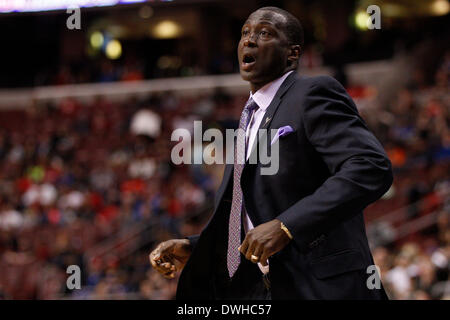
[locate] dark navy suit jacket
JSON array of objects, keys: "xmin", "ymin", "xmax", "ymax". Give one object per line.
[{"xmin": 176, "ymin": 72, "xmax": 393, "ymax": 299}]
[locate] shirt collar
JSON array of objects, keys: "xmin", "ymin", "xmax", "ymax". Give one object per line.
[{"xmin": 249, "ymin": 70, "xmax": 294, "ymax": 111}]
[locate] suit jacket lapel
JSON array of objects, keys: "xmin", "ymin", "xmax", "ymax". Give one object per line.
[
  {"xmin": 213, "ymin": 163, "xmax": 233, "ymax": 212},
  {"xmin": 246, "ymin": 71, "xmax": 298, "ymax": 163}
]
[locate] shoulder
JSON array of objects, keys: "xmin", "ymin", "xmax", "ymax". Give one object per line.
[
  {"xmin": 286, "ymin": 75, "xmax": 351, "ymax": 106},
  {"xmin": 292, "ymin": 74, "xmax": 345, "ymax": 92},
  {"xmin": 287, "ymin": 74, "xmax": 357, "ymax": 114},
  {"xmin": 281, "ymin": 73, "xmax": 354, "ymax": 110}
]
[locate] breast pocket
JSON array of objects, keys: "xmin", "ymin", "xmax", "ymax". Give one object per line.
[{"xmin": 265, "ymin": 131, "xmax": 298, "ymax": 173}]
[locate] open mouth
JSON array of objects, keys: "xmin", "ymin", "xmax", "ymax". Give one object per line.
[{"xmin": 242, "ymin": 53, "xmax": 256, "ymax": 70}]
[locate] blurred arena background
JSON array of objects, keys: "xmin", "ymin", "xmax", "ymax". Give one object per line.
[{"xmin": 0, "ymin": 0, "xmax": 448, "ymax": 300}]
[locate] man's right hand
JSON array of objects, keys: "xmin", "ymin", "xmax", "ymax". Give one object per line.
[{"xmin": 149, "ymin": 239, "xmax": 192, "ymax": 279}]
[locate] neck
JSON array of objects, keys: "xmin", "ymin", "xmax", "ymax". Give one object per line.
[
  {"xmin": 250, "ymin": 82, "xmax": 266, "ymax": 94},
  {"xmin": 249, "ymin": 67, "xmax": 295, "ymax": 94}
]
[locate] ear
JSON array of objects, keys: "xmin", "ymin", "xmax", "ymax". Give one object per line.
[{"xmin": 287, "ymin": 45, "xmax": 301, "ymax": 66}]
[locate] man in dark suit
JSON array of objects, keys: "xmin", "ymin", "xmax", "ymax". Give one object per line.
[{"xmin": 150, "ymin": 6, "xmax": 393, "ymax": 300}]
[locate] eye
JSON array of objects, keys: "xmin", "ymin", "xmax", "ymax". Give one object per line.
[
  {"xmin": 241, "ymin": 29, "xmax": 249, "ymax": 36},
  {"xmin": 259, "ymin": 30, "xmax": 271, "ymax": 38}
]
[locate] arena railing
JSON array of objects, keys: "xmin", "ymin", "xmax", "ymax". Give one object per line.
[
  {"xmin": 83, "ymin": 203, "xmax": 214, "ymax": 273},
  {"xmin": 370, "ymin": 184, "xmax": 449, "ymax": 227},
  {"xmin": 0, "ymin": 59, "xmax": 403, "ymax": 110}
]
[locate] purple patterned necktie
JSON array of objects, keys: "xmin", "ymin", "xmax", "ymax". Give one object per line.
[{"xmin": 227, "ymin": 98, "xmax": 259, "ymax": 278}]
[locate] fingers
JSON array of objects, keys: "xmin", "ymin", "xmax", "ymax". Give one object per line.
[
  {"xmin": 240, "ymin": 233, "xmax": 264, "ymax": 264},
  {"xmin": 149, "ymin": 249, "xmax": 161, "ymax": 269},
  {"xmin": 238, "ymin": 237, "xmax": 249, "ymax": 257},
  {"xmin": 149, "ymin": 242, "xmax": 177, "ymax": 276},
  {"xmin": 152, "ymin": 241, "xmax": 171, "ymax": 260},
  {"xmin": 161, "ymin": 263, "xmax": 177, "ymax": 279},
  {"xmin": 163, "ymin": 273, "xmax": 176, "ymax": 279},
  {"xmin": 152, "ymin": 257, "xmax": 176, "ymax": 276},
  {"xmin": 251, "ymin": 244, "xmax": 263, "ymax": 264},
  {"xmin": 150, "ymin": 245, "xmax": 164, "ymax": 267},
  {"xmin": 163, "ymin": 262, "xmax": 176, "ymax": 272},
  {"xmin": 150, "ymin": 256, "xmax": 171, "ymax": 275},
  {"xmin": 259, "ymin": 247, "xmax": 271, "ymax": 267},
  {"xmin": 245, "ymin": 238, "xmax": 258, "ymax": 261}
]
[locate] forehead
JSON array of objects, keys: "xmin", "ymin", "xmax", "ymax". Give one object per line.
[{"xmin": 244, "ymin": 10, "xmax": 287, "ymax": 29}]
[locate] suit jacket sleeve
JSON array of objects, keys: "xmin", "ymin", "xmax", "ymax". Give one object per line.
[
  {"xmin": 186, "ymin": 234, "xmax": 200, "ymax": 250},
  {"xmin": 276, "ymin": 76, "xmax": 393, "ymax": 250}
]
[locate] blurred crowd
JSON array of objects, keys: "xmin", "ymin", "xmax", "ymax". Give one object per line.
[
  {"xmin": 37, "ymin": 51, "xmax": 237, "ymax": 87},
  {"xmin": 374, "ymin": 234, "xmax": 449, "ymax": 300},
  {"xmin": 0, "ymin": 88, "xmax": 247, "ymax": 299},
  {"xmin": 0, "ymin": 46, "xmax": 449, "ymax": 299}
]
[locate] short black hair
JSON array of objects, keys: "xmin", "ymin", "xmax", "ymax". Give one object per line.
[{"xmin": 257, "ymin": 6, "xmax": 304, "ymax": 48}]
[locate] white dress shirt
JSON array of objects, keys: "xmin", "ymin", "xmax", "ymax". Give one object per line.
[{"xmin": 243, "ymin": 70, "xmax": 293, "ymax": 274}]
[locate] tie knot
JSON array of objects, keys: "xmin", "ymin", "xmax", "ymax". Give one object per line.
[{"xmin": 245, "ymin": 99, "xmax": 259, "ymax": 112}]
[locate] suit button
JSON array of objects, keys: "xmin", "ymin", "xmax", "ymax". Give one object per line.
[
  {"xmin": 308, "ymin": 234, "xmax": 326, "ymax": 249},
  {"xmin": 308, "ymin": 240, "xmax": 317, "ymax": 249}
]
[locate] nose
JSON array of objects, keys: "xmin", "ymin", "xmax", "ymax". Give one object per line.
[{"xmin": 243, "ymin": 33, "xmax": 257, "ymax": 47}]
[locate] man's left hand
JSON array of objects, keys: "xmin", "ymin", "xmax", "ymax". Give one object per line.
[{"xmin": 239, "ymin": 219, "xmax": 291, "ymax": 266}]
